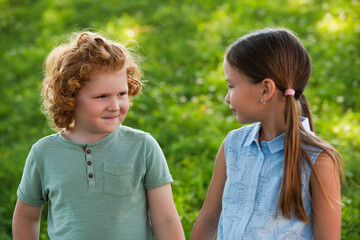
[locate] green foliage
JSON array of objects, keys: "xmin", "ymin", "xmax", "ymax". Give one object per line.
[{"xmin": 1, "ymin": 0, "xmax": 359, "ymax": 239}]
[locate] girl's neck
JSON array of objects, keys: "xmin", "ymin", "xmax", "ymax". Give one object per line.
[
  {"xmin": 258, "ymin": 95, "xmax": 286, "ymax": 142},
  {"xmin": 258, "ymin": 117, "xmax": 286, "ymax": 143},
  {"xmin": 259, "ymin": 125, "xmax": 284, "ymax": 143}
]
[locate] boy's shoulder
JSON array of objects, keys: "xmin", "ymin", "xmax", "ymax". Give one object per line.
[
  {"xmin": 117, "ymin": 125, "xmax": 157, "ymax": 143},
  {"xmin": 32, "ymin": 132, "xmax": 60, "ymax": 148},
  {"xmin": 118, "ymin": 125, "xmax": 150, "ymax": 137},
  {"xmin": 27, "ymin": 133, "xmax": 63, "ymax": 159},
  {"xmin": 117, "ymin": 125, "xmax": 160, "ymax": 148}
]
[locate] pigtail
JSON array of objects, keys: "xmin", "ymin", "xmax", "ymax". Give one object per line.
[
  {"xmin": 278, "ymin": 92, "xmax": 343, "ymax": 222},
  {"xmin": 299, "ymin": 94, "xmax": 314, "ymax": 132},
  {"xmin": 276, "ymin": 94, "xmax": 310, "ymax": 222},
  {"xmin": 299, "ymin": 93, "xmax": 344, "ymax": 207}
]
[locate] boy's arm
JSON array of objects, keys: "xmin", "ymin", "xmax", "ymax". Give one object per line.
[
  {"xmin": 190, "ymin": 140, "xmax": 226, "ymax": 240},
  {"xmin": 311, "ymin": 151, "xmax": 341, "ymax": 240},
  {"xmin": 147, "ymin": 183, "xmax": 185, "ymax": 240},
  {"xmin": 13, "ymin": 199, "xmax": 43, "ymax": 240}
]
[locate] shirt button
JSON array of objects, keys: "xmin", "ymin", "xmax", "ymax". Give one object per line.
[
  {"xmin": 88, "ymin": 173, "xmax": 93, "ymax": 178},
  {"xmin": 86, "ymin": 149, "xmax": 91, "ymax": 154},
  {"xmin": 87, "ymin": 161, "xmax": 92, "ymax": 166}
]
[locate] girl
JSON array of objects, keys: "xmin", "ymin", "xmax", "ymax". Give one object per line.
[
  {"xmin": 12, "ymin": 31, "xmax": 185, "ymax": 240},
  {"xmin": 190, "ymin": 28, "xmax": 342, "ymax": 239}
]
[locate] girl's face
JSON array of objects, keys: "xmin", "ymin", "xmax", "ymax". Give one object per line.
[
  {"xmin": 72, "ymin": 68, "xmax": 129, "ymax": 141},
  {"xmin": 224, "ymin": 59, "xmax": 263, "ymax": 124}
]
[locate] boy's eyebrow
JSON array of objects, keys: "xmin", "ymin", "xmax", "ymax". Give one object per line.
[
  {"xmin": 95, "ymin": 88, "xmax": 129, "ymax": 95},
  {"xmin": 118, "ymin": 88, "xmax": 129, "ymax": 92}
]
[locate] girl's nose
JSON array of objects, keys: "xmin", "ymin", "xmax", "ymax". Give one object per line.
[{"xmin": 224, "ymin": 92, "xmax": 230, "ymax": 104}]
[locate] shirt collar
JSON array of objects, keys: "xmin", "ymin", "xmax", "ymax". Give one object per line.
[
  {"xmin": 243, "ymin": 117, "xmax": 311, "ymax": 154},
  {"xmin": 58, "ymin": 125, "xmax": 119, "ymax": 147},
  {"xmin": 244, "ymin": 122, "xmax": 261, "ymax": 147}
]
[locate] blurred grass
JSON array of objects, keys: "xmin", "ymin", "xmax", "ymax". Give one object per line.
[{"xmin": 1, "ymin": 0, "xmax": 359, "ymax": 239}]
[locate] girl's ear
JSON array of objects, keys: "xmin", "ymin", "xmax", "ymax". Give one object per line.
[{"xmin": 261, "ymin": 78, "xmax": 276, "ymax": 102}]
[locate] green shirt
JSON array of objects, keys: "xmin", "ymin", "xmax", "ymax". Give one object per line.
[{"xmin": 17, "ymin": 125, "xmax": 173, "ymax": 240}]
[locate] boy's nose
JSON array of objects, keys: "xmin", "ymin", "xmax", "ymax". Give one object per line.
[{"xmin": 107, "ymin": 98, "xmax": 120, "ymax": 111}]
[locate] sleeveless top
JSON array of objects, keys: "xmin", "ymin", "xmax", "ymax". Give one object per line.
[{"xmin": 218, "ymin": 118, "xmax": 322, "ymax": 239}]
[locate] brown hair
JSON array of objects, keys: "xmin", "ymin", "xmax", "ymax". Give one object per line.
[
  {"xmin": 226, "ymin": 28, "xmax": 343, "ymax": 222},
  {"xmin": 42, "ymin": 31, "xmax": 142, "ymax": 131}
]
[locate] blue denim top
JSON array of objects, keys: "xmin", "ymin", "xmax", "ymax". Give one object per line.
[{"xmin": 218, "ymin": 118, "xmax": 322, "ymax": 239}]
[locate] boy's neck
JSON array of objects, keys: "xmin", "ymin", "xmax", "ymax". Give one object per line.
[{"xmin": 61, "ymin": 130, "xmax": 111, "ymax": 144}]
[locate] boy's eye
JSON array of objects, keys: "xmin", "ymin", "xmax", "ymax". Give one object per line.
[
  {"xmin": 95, "ymin": 95, "xmax": 106, "ymax": 99},
  {"xmin": 118, "ymin": 92, "xmax": 128, "ymax": 96}
]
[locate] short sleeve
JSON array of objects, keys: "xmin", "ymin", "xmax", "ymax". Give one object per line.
[
  {"xmin": 17, "ymin": 146, "xmax": 46, "ymax": 206},
  {"xmin": 143, "ymin": 134, "xmax": 173, "ymax": 190}
]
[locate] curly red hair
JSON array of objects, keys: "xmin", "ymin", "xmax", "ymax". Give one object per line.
[{"xmin": 42, "ymin": 31, "xmax": 142, "ymax": 131}]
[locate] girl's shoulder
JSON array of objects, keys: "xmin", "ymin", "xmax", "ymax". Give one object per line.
[
  {"xmin": 224, "ymin": 123, "xmax": 261, "ymax": 154},
  {"xmin": 227, "ymin": 122, "xmax": 260, "ymax": 142},
  {"xmin": 229, "ymin": 123, "xmax": 258, "ymax": 134}
]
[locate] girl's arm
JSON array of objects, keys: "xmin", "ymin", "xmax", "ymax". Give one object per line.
[
  {"xmin": 190, "ymin": 140, "xmax": 226, "ymax": 240},
  {"xmin": 147, "ymin": 183, "xmax": 185, "ymax": 240},
  {"xmin": 311, "ymin": 151, "xmax": 342, "ymax": 240},
  {"xmin": 12, "ymin": 199, "xmax": 43, "ymax": 240}
]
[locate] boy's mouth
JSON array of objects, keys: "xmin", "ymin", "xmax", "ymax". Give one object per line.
[{"xmin": 103, "ymin": 115, "xmax": 119, "ymax": 120}]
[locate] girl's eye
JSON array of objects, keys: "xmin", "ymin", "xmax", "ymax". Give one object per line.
[{"xmin": 228, "ymin": 85, "xmax": 234, "ymax": 89}]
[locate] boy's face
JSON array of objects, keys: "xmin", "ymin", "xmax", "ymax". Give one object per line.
[{"xmin": 73, "ymin": 68, "xmax": 129, "ymax": 141}]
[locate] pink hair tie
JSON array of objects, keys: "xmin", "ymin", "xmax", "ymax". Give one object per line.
[{"xmin": 284, "ymin": 89, "xmax": 295, "ymax": 96}]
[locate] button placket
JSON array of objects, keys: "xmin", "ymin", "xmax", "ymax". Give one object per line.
[
  {"xmin": 240, "ymin": 150, "xmax": 264, "ymax": 232},
  {"xmin": 85, "ymin": 148, "xmax": 95, "ymax": 190}
]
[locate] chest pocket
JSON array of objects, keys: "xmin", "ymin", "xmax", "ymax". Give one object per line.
[{"xmin": 103, "ymin": 162, "xmax": 133, "ymax": 197}]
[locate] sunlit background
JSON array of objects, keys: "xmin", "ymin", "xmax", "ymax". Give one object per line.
[{"xmin": 1, "ymin": 0, "xmax": 359, "ymax": 239}]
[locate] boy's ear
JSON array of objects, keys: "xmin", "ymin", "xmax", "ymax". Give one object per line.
[{"xmin": 261, "ymin": 78, "xmax": 276, "ymax": 101}]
